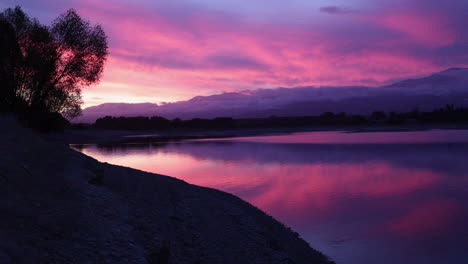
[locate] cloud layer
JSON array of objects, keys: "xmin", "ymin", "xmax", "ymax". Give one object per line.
[{"xmin": 2, "ymin": 0, "xmax": 467, "ymax": 106}]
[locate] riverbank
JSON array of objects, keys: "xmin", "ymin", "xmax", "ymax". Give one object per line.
[
  {"xmin": 59, "ymin": 123, "xmax": 468, "ymax": 145},
  {"xmin": 0, "ymin": 115, "xmax": 333, "ymax": 263}
]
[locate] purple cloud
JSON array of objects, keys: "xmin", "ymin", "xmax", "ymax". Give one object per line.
[{"xmin": 319, "ymin": 6, "xmax": 356, "ymax": 15}]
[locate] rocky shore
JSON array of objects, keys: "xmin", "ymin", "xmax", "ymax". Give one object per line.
[{"xmin": 0, "ymin": 116, "xmax": 333, "ymax": 263}]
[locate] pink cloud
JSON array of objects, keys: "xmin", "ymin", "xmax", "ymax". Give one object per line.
[
  {"xmin": 22, "ymin": 0, "xmax": 465, "ymax": 106},
  {"xmin": 374, "ymin": 11, "xmax": 456, "ymax": 48}
]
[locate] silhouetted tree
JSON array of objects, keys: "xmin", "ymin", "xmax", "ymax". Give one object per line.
[
  {"xmin": 0, "ymin": 14, "xmax": 22, "ymax": 111},
  {"xmin": 90, "ymin": 105, "xmax": 468, "ymax": 131},
  {"xmin": 0, "ymin": 6, "xmax": 108, "ymax": 118},
  {"xmin": 370, "ymin": 111, "xmax": 387, "ymax": 121}
]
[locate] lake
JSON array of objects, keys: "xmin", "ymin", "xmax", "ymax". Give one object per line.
[{"xmin": 72, "ymin": 130, "xmax": 468, "ymax": 264}]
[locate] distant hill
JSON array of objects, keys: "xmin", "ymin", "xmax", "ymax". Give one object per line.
[
  {"xmin": 74, "ymin": 103, "xmax": 159, "ymax": 124},
  {"xmin": 73, "ymin": 68, "xmax": 468, "ymax": 123}
]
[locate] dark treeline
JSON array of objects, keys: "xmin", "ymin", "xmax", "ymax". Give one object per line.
[
  {"xmin": 0, "ymin": 6, "xmax": 107, "ymax": 131},
  {"xmin": 87, "ymin": 105, "xmax": 468, "ymax": 131}
]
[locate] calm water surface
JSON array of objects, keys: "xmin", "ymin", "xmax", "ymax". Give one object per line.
[{"xmin": 74, "ymin": 130, "xmax": 468, "ymax": 264}]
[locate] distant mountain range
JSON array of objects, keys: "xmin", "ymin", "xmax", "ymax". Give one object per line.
[{"xmin": 74, "ymin": 68, "xmax": 468, "ymax": 123}]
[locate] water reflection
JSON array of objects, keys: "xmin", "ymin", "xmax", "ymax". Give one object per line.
[{"xmin": 73, "ymin": 131, "xmax": 468, "ymax": 264}]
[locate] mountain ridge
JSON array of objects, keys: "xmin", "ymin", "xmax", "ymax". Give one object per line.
[{"xmin": 74, "ymin": 68, "xmax": 468, "ymax": 123}]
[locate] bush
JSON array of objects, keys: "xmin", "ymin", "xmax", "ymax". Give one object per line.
[{"xmin": 20, "ymin": 111, "xmax": 70, "ymax": 132}]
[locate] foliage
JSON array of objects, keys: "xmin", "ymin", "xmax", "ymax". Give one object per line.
[
  {"xmin": 90, "ymin": 105, "xmax": 468, "ymax": 131},
  {"xmin": 0, "ymin": 6, "xmax": 108, "ymax": 118}
]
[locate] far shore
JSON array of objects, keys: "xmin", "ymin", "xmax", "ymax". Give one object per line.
[{"xmin": 60, "ymin": 123, "xmax": 468, "ymax": 145}]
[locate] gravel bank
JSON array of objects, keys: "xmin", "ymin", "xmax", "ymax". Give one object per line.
[{"xmin": 0, "ymin": 116, "xmax": 333, "ymax": 263}]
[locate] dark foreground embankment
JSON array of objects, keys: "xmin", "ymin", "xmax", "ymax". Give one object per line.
[{"xmin": 0, "ymin": 115, "xmax": 333, "ymax": 264}]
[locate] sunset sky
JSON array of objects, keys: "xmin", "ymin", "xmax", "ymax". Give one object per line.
[{"xmin": 1, "ymin": 0, "xmax": 467, "ymax": 107}]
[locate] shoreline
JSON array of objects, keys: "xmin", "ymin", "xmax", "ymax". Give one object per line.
[
  {"xmin": 1, "ymin": 115, "xmax": 334, "ymax": 263},
  {"xmin": 61, "ymin": 123, "xmax": 468, "ymax": 145}
]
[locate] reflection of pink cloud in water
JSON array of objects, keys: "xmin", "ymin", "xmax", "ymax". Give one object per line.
[
  {"xmin": 248, "ymin": 163, "xmax": 441, "ymax": 214},
  {"xmin": 84, "ymin": 150, "xmax": 273, "ymax": 192},
  {"xmin": 198, "ymin": 130, "xmax": 468, "ymax": 144},
  {"xmin": 386, "ymin": 200, "xmax": 459, "ymax": 237},
  {"xmin": 82, "ymin": 148, "xmax": 442, "ymax": 220},
  {"xmin": 76, "ymin": 136, "xmax": 468, "ymax": 264}
]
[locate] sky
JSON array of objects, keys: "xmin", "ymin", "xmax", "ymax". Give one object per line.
[{"xmin": 1, "ymin": 0, "xmax": 467, "ymax": 107}]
